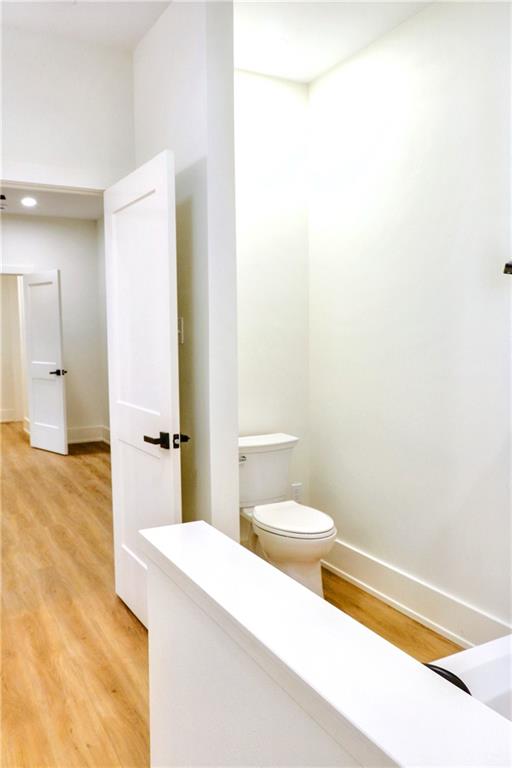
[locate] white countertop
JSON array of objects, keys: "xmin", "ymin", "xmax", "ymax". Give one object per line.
[{"xmin": 140, "ymin": 521, "xmax": 512, "ymax": 767}]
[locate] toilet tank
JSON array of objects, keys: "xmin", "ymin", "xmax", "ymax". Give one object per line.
[{"xmin": 239, "ymin": 433, "xmax": 299, "ymax": 508}]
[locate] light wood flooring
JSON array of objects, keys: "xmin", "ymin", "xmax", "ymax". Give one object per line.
[
  {"xmin": 2, "ymin": 421, "xmax": 460, "ymax": 767},
  {"xmin": 323, "ymin": 569, "xmax": 460, "ymax": 662},
  {"xmin": 2, "ymin": 423, "xmax": 148, "ymax": 768}
]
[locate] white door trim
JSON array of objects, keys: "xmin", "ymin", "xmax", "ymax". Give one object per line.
[
  {"xmin": 1, "ymin": 264, "xmax": 34, "ymax": 276},
  {"xmin": 1, "ymin": 180, "xmax": 103, "ymax": 196}
]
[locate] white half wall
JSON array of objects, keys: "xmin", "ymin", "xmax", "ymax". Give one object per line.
[
  {"xmin": 1, "ymin": 215, "xmax": 110, "ymax": 440},
  {"xmin": 308, "ymin": 3, "xmax": 511, "ymax": 634},
  {"xmin": 134, "ymin": 2, "xmax": 238, "ymax": 539},
  {"xmin": 0, "ymin": 276, "xmax": 24, "ymax": 422},
  {"xmin": 235, "ymin": 70, "xmax": 310, "ymax": 500},
  {"xmin": 140, "ymin": 522, "xmax": 512, "ymax": 768},
  {"xmin": 1, "ymin": 25, "xmax": 134, "ymax": 189}
]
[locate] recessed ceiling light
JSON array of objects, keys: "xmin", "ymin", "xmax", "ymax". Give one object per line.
[{"xmin": 21, "ymin": 196, "xmax": 37, "ymax": 208}]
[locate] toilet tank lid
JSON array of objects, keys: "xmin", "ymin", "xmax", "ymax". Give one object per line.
[{"xmin": 238, "ymin": 433, "xmax": 299, "ymax": 453}]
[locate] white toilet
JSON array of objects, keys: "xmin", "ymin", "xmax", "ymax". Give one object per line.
[{"xmin": 239, "ymin": 433, "xmax": 336, "ymax": 596}]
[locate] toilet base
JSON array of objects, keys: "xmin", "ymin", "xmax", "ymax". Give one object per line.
[
  {"xmin": 240, "ymin": 510, "xmax": 335, "ymax": 598},
  {"xmin": 254, "ymin": 526, "xmax": 336, "ymax": 598},
  {"xmin": 240, "ymin": 514, "xmax": 261, "ymax": 553},
  {"xmin": 266, "ymin": 557, "xmax": 324, "ymax": 596}
]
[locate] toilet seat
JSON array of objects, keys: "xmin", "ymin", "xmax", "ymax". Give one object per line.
[{"xmin": 253, "ymin": 500, "xmax": 335, "ymax": 540}]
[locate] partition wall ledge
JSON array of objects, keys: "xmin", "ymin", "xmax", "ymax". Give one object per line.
[{"xmin": 140, "ymin": 521, "xmax": 511, "ymax": 768}]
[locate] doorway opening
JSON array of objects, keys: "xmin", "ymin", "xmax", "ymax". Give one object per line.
[
  {"xmin": 0, "ymin": 274, "xmax": 26, "ymax": 431},
  {"xmin": 2, "ymin": 152, "xmax": 183, "ymax": 632},
  {"xmin": 1, "ymin": 185, "xmax": 110, "ymax": 455}
]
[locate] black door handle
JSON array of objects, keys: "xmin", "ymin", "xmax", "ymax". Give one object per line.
[
  {"xmin": 143, "ymin": 432, "xmax": 170, "ymax": 450},
  {"xmin": 49, "ymin": 369, "xmax": 68, "ymax": 376}
]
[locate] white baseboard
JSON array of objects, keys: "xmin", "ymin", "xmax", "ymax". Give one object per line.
[
  {"xmin": 23, "ymin": 419, "xmax": 110, "ymax": 446},
  {"xmin": 1, "ymin": 409, "xmax": 22, "ymax": 422},
  {"xmin": 323, "ymin": 538, "xmax": 511, "ymax": 650},
  {"xmin": 67, "ymin": 425, "xmax": 110, "ymax": 444}
]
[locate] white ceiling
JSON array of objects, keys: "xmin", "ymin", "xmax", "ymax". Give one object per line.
[
  {"xmin": 0, "ymin": 186, "xmax": 103, "ymax": 220},
  {"xmin": 234, "ymin": 2, "xmax": 426, "ymax": 83},
  {"xmin": 2, "ymin": 2, "xmax": 427, "ymax": 79},
  {"xmin": 1, "ymin": 1, "xmax": 170, "ymax": 50}
]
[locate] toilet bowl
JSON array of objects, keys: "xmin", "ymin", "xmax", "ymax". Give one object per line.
[
  {"xmin": 238, "ymin": 432, "xmax": 336, "ymax": 597},
  {"xmin": 251, "ymin": 500, "xmax": 336, "ymax": 596}
]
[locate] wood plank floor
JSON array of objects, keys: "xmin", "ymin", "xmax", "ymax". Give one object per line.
[
  {"xmin": 2, "ymin": 421, "xmax": 461, "ymax": 767},
  {"xmin": 2, "ymin": 423, "xmax": 148, "ymax": 768},
  {"xmin": 323, "ymin": 569, "xmax": 461, "ymax": 663}
]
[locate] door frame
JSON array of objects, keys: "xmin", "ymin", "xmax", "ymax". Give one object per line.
[
  {"xmin": 0, "ymin": 265, "xmax": 34, "ymax": 433},
  {"xmin": 0, "ymin": 264, "xmax": 34, "ymax": 275}
]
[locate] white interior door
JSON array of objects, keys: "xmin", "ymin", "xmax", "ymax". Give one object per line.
[
  {"xmin": 23, "ymin": 270, "xmax": 68, "ymax": 455},
  {"xmin": 104, "ymin": 150, "xmax": 182, "ymax": 626}
]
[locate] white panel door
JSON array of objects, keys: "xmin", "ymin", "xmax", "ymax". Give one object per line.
[
  {"xmin": 23, "ymin": 270, "xmax": 68, "ymax": 455},
  {"xmin": 104, "ymin": 150, "xmax": 182, "ymax": 626}
]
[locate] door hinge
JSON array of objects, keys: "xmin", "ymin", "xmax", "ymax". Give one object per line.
[{"xmin": 173, "ymin": 433, "xmax": 191, "ymax": 449}]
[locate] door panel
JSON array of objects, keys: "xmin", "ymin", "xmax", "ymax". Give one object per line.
[
  {"xmin": 23, "ymin": 270, "xmax": 68, "ymax": 455},
  {"xmin": 104, "ymin": 151, "xmax": 181, "ymax": 626}
]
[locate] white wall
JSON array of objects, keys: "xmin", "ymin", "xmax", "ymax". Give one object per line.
[
  {"xmin": 1, "ymin": 25, "xmax": 134, "ymax": 189},
  {"xmin": 308, "ymin": 3, "xmax": 511, "ymax": 632},
  {"xmin": 0, "ymin": 276, "xmax": 24, "ymax": 422},
  {"xmin": 133, "ymin": 3, "xmax": 207, "ymax": 176},
  {"xmin": 235, "ymin": 70, "xmax": 310, "ymax": 498},
  {"xmin": 1, "ymin": 215, "xmax": 109, "ymax": 440},
  {"xmin": 235, "ymin": 2, "xmax": 511, "ymax": 642},
  {"xmin": 134, "ymin": 2, "xmax": 238, "ymax": 538}
]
